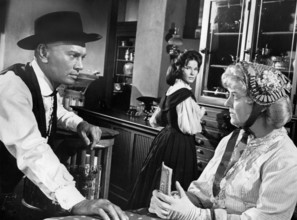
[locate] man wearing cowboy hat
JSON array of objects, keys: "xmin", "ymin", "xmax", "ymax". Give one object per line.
[{"xmin": 0, "ymin": 11, "xmax": 128, "ymax": 220}]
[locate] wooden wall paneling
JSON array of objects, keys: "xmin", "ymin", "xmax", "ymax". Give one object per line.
[
  {"xmin": 130, "ymin": 133, "xmax": 154, "ymax": 185},
  {"xmin": 109, "ymin": 126, "xmax": 133, "ymax": 207},
  {"xmin": 110, "ymin": 126, "xmax": 132, "ymax": 190}
]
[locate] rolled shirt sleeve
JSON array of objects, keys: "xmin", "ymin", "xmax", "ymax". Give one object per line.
[
  {"xmin": 56, "ymin": 93, "xmax": 83, "ymax": 132},
  {"xmin": 0, "ymin": 71, "xmax": 84, "ymax": 210},
  {"xmin": 176, "ymin": 97, "xmax": 205, "ymax": 135}
]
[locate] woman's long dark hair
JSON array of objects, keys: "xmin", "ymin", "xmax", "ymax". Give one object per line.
[{"xmin": 166, "ymin": 50, "xmax": 202, "ymax": 86}]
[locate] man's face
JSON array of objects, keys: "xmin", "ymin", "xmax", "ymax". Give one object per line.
[{"xmin": 42, "ymin": 41, "xmax": 87, "ymax": 88}]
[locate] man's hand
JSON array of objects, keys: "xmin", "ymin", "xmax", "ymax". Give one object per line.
[
  {"xmin": 71, "ymin": 199, "xmax": 128, "ymax": 220},
  {"xmin": 77, "ymin": 121, "xmax": 102, "ymax": 149}
]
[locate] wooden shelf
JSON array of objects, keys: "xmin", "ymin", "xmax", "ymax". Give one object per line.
[
  {"xmin": 115, "ymin": 74, "xmax": 133, "ymax": 78},
  {"xmin": 210, "ymin": 64, "xmax": 228, "ymax": 69},
  {"xmin": 261, "ymin": 31, "xmax": 297, "ymax": 35},
  {"xmin": 203, "ymin": 89, "xmax": 228, "ymax": 97},
  {"xmin": 118, "ymin": 46, "xmax": 135, "ymax": 48},
  {"xmin": 116, "ymin": 59, "xmax": 134, "ymax": 62},
  {"xmin": 212, "ymin": 32, "xmax": 242, "ymax": 36},
  {"xmin": 263, "ymin": 0, "xmax": 296, "ymax": 4}
]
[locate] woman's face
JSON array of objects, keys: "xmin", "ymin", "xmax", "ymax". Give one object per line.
[
  {"xmin": 224, "ymin": 84, "xmax": 253, "ymax": 127},
  {"xmin": 182, "ymin": 60, "xmax": 199, "ymax": 84}
]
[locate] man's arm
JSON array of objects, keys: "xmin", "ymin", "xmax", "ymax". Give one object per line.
[
  {"xmin": 1, "ymin": 71, "xmax": 127, "ymax": 219},
  {"xmin": 0, "ymin": 72, "xmax": 85, "ymax": 209},
  {"xmin": 56, "ymin": 94, "xmax": 102, "ymax": 149}
]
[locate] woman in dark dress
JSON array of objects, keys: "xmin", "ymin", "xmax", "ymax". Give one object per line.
[{"xmin": 127, "ymin": 50, "xmax": 205, "ymax": 209}]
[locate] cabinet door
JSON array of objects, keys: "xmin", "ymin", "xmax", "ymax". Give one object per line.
[
  {"xmin": 245, "ymin": 0, "xmax": 297, "ymax": 114},
  {"xmin": 196, "ymin": 0, "xmax": 251, "ymax": 106},
  {"xmin": 197, "ymin": 0, "xmax": 297, "ymax": 114}
]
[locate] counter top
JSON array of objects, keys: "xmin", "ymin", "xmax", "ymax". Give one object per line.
[
  {"xmin": 57, "ymin": 126, "xmax": 119, "ymax": 140},
  {"xmin": 72, "ymin": 107, "xmax": 161, "ymax": 136}
]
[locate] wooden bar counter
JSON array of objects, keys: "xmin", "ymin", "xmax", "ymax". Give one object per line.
[
  {"xmin": 56, "ymin": 126, "xmax": 119, "ymax": 200},
  {"xmin": 72, "ymin": 107, "xmax": 160, "ymax": 209}
]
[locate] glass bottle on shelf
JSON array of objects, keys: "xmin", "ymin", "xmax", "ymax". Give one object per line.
[
  {"xmin": 125, "ymin": 49, "xmax": 130, "ymax": 61},
  {"xmin": 129, "ymin": 52, "xmax": 134, "ymax": 62}
]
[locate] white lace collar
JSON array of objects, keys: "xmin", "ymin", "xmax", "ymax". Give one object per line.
[{"xmin": 166, "ymin": 79, "xmax": 192, "ymax": 96}]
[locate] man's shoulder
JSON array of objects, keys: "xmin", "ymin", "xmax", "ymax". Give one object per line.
[
  {"xmin": 1, "ymin": 63, "xmax": 26, "ymax": 75},
  {"xmin": 0, "ymin": 68, "xmax": 29, "ymax": 96}
]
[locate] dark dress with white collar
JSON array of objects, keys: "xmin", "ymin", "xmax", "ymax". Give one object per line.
[{"xmin": 127, "ymin": 88, "xmax": 199, "ymax": 209}]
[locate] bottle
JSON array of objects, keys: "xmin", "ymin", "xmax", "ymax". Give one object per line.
[
  {"xmin": 262, "ymin": 44, "xmax": 270, "ymax": 56},
  {"xmin": 129, "ymin": 52, "xmax": 134, "ymax": 61},
  {"xmin": 125, "ymin": 49, "xmax": 129, "ymax": 61},
  {"xmin": 194, "ymin": 26, "xmax": 201, "ymax": 39}
]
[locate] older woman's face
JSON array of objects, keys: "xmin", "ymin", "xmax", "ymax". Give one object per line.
[
  {"xmin": 224, "ymin": 84, "xmax": 253, "ymax": 127},
  {"xmin": 182, "ymin": 60, "xmax": 199, "ymax": 84}
]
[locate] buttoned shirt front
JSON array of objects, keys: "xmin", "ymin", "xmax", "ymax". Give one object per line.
[{"xmin": 0, "ymin": 60, "xmax": 85, "ymax": 210}]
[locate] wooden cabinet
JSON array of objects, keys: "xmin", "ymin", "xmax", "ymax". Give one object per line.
[
  {"xmin": 196, "ymin": 0, "xmax": 297, "ymax": 111},
  {"xmin": 114, "ymin": 40, "xmax": 134, "ymax": 85},
  {"xmin": 195, "ymin": 105, "xmax": 236, "ymax": 169},
  {"xmin": 194, "ymin": 0, "xmax": 297, "ymax": 165},
  {"xmin": 111, "ymin": 22, "xmax": 137, "ymax": 111}
]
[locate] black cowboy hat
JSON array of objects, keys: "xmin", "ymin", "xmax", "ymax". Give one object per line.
[{"xmin": 17, "ymin": 11, "xmax": 102, "ymax": 50}]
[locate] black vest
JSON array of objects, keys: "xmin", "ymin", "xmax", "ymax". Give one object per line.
[{"xmin": 0, "ymin": 63, "xmax": 56, "ymax": 193}]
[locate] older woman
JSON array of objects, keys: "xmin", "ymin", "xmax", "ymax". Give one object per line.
[{"xmin": 149, "ymin": 61, "xmax": 297, "ymax": 220}]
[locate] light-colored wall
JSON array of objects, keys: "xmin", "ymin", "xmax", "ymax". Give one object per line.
[
  {"xmin": 130, "ymin": 0, "xmax": 200, "ymax": 106},
  {"xmin": 1, "ymin": 0, "xmax": 111, "ymax": 76},
  {"xmin": 130, "ymin": 0, "xmax": 167, "ymax": 106},
  {"xmin": 118, "ymin": 0, "xmax": 139, "ymax": 22},
  {"xmin": 125, "ymin": 0, "xmax": 139, "ymax": 21}
]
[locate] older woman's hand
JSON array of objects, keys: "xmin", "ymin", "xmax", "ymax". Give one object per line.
[
  {"xmin": 149, "ymin": 181, "xmax": 203, "ymax": 220},
  {"xmin": 149, "ymin": 189, "xmax": 172, "ymax": 218},
  {"xmin": 71, "ymin": 199, "xmax": 128, "ymax": 220},
  {"xmin": 77, "ymin": 121, "xmax": 102, "ymax": 149}
]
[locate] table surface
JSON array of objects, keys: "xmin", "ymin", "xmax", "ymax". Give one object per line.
[{"xmin": 44, "ymin": 210, "xmax": 162, "ymax": 220}]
